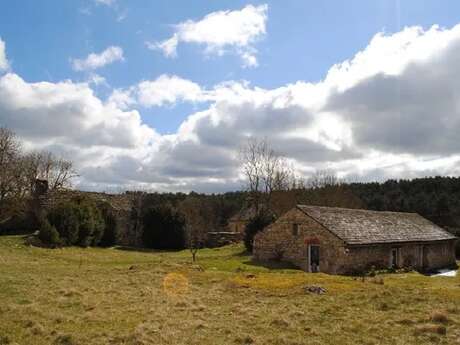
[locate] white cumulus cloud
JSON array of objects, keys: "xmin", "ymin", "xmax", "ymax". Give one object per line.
[
  {"xmin": 0, "ymin": 38, "xmax": 9, "ymax": 72},
  {"xmin": 4, "ymin": 24, "xmax": 460, "ymax": 192},
  {"xmin": 71, "ymin": 46, "xmax": 124, "ymax": 71},
  {"xmin": 137, "ymin": 74, "xmax": 208, "ymax": 107},
  {"xmin": 149, "ymin": 4, "xmax": 268, "ymax": 67}
]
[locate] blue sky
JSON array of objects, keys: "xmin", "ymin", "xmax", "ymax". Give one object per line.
[
  {"xmin": 1, "ymin": 1, "xmax": 460, "ymax": 191},
  {"xmin": 2, "ymin": 0, "xmax": 458, "ymax": 133}
]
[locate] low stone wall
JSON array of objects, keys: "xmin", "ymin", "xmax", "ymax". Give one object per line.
[{"xmin": 207, "ymin": 232, "xmax": 243, "ymax": 248}]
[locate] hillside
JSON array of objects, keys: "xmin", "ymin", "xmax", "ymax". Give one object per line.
[{"xmin": 0, "ymin": 236, "xmax": 459, "ymax": 345}]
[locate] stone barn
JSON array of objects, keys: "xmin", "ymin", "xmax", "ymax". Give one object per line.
[{"xmin": 253, "ymin": 205, "xmax": 458, "ymax": 274}]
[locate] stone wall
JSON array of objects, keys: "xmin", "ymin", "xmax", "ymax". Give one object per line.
[
  {"xmin": 253, "ymin": 207, "xmax": 458, "ymax": 274},
  {"xmin": 253, "ymin": 208, "xmax": 348, "ymax": 273},
  {"xmin": 340, "ymin": 241, "xmax": 456, "ymax": 273},
  {"xmin": 207, "ymin": 232, "xmax": 243, "ymax": 248}
]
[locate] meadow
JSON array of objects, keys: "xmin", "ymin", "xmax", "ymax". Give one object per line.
[{"xmin": 0, "ymin": 235, "xmax": 459, "ymax": 345}]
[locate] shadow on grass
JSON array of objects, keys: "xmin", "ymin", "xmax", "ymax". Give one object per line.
[
  {"xmin": 115, "ymin": 245, "xmax": 183, "ymax": 253},
  {"xmin": 234, "ymin": 249, "xmax": 251, "ymax": 257},
  {"xmin": 242, "ymin": 259, "xmax": 300, "ymax": 271}
]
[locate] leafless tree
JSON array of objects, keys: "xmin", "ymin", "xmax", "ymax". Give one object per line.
[
  {"xmin": 179, "ymin": 197, "xmax": 209, "ymax": 262},
  {"xmin": 0, "ymin": 127, "xmax": 78, "ymax": 222},
  {"xmin": 307, "ymin": 169, "xmax": 341, "ymax": 189},
  {"xmin": 0, "ymin": 128, "xmax": 24, "ymax": 219},
  {"xmin": 239, "ymin": 137, "xmax": 296, "ymax": 211},
  {"xmin": 24, "ymin": 151, "xmax": 78, "ymax": 191}
]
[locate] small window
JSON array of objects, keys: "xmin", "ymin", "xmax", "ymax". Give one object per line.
[{"xmin": 292, "ymin": 223, "xmax": 299, "ymax": 236}]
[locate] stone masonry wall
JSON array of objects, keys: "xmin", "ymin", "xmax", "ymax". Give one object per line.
[
  {"xmin": 253, "ymin": 208, "xmax": 348, "ymax": 273},
  {"xmin": 207, "ymin": 232, "xmax": 243, "ymax": 248},
  {"xmin": 342, "ymin": 241, "xmax": 457, "ymax": 273},
  {"xmin": 253, "ymin": 207, "xmax": 458, "ymax": 274}
]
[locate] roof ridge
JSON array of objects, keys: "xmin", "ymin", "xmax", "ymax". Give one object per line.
[{"xmin": 296, "ymin": 204, "xmax": 418, "ymax": 216}]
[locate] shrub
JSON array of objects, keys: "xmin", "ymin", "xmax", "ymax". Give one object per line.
[
  {"xmin": 75, "ymin": 202, "xmax": 104, "ymax": 247},
  {"xmin": 0, "ymin": 212, "xmax": 37, "ymax": 235},
  {"xmin": 47, "ymin": 199, "xmax": 105, "ymax": 247},
  {"xmin": 38, "ymin": 220, "xmax": 60, "ymax": 246},
  {"xmin": 142, "ymin": 205, "xmax": 185, "ymax": 249},
  {"xmin": 244, "ymin": 211, "xmax": 273, "ymax": 253},
  {"xmin": 47, "ymin": 202, "xmax": 80, "ymax": 245}
]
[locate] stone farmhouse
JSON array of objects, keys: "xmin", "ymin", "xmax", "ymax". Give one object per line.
[{"xmin": 253, "ymin": 205, "xmax": 458, "ymax": 274}]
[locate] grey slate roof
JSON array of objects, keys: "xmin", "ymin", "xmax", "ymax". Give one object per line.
[{"xmin": 297, "ymin": 205, "xmax": 457, "ymax": 245}]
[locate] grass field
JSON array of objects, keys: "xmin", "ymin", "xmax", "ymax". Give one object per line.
[{"xmin": 0, "ymin": 236, "xmax": 459, "ymax": 345}]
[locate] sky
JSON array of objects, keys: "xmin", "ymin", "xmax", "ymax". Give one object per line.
[{"xmin": 1, "ymin": 1, "xmax": 460, "ymax": 192}]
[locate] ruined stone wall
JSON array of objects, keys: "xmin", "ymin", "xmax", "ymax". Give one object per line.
[{"xmin": 207, "ymin": 232, "xmax": 243, "ymax": 248}]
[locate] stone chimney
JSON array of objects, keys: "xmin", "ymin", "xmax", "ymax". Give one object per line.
[{"xmin": 34, "ymin": 179, "xmax": 49, "ymax": 196}]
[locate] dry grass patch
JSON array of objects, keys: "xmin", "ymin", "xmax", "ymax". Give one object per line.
[
  {"xmin": 0, "ymin": 236, "xmax": 459, "ymax": 345},
  {"xmin": 414, "ymin": 324, "xmax": 447, "ymax": 336}
]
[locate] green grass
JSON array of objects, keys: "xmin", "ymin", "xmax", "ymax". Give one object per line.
[{"xmin": 0, "ymin": 236, "xmax": 459, "ymax": 345}]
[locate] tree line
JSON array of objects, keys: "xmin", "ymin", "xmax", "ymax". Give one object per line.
[{"xmin": 1, "ymin": 129, "xmax": 458, "ymax": 257}]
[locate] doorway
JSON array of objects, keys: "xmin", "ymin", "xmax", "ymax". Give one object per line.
[
  {"xmin": 390, "ymin": 248, "xmax": 399, "ymax": 268},
  {"xmin": 418, "ymin": 245, "xmax": 428, "ymax": 270},
  {"xmin": 308, "ymin": 245, "xmax": 320, "ymax": 272}
]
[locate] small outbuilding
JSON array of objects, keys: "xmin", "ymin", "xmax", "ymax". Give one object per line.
[{"xmin": 253, "ymin": 205, "xmax": 458, "ymax": 274}]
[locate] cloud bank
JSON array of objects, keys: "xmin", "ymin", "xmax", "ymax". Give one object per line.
[{"xmin": 2, "ymin": 24, "xmax": 460, "ymax": 192}]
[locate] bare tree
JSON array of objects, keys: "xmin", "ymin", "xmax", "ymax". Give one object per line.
[
  {"xmin": 179, "ymin": 197, "xmax": 209, "ymax": 262},
  {"xmin": 0, "ymin": 128, "xmax": 25, "ymax": 220},
  {"xmin": 24, "ymin": 151, "xmax": 78, "ymax": 191},
  {"xmin": 0, "ymin": 127, "xmax": 78, "ymax": 222},
  {"xmin": 239, "ymin": 137, "xmax": 296, "ymax": 211},
  {"xmin": 307, "ymin": 169, "xmax": 341, "ymax": 189}
]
